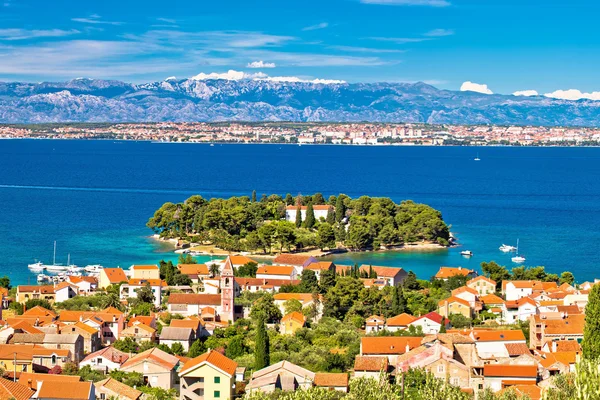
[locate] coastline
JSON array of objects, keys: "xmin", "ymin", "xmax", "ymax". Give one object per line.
[{"xmin": 150, "ymin": 234, "xmax": 448, "ymax": 260}]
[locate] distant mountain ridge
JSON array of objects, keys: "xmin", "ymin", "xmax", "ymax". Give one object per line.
[{"xmin": 1, "ymin": 78, "xmax": 599, "ymax": 126}]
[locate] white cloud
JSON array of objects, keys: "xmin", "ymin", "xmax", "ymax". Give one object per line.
[
  {"xmin": 0, "ymin": 29, "xmax": 80, "ymax": 41},
  {"xmin": 544, "ymin": 89, "xmax": 600, "ymax": 101},
  {"xmin": 424, "ymin": 29, "xmax": 454, "ymax": 37},
  {"xmin": 247, "ymin": 60, "xmax": 276, "ymax": 68},
  {"xmin": 360, "ymin": 0, "xmax": 450, "ymax": 6},
  {"xmin": 328, "ymin": 45, "xmax": 404, "ymax": 53},
  {"xmin": 190, "ymin": 70, "xmax": 345, "ymax": 84},
  {"xmin": 72, "ymin": 15, "xmax": 123, "ymax": 26},
  {"xmin": 156, "ymin": 18, "xmax": 177, "ymax": 24},
  {"xmin": 460, "ymin": 81, "xmax": 493, "ymax": 95},
  {"xmin": 513, "ymin": 90, "xmax": 538, "ymax": 97},
  {"xmin": 302, "ymin": 22, "xmax": 329, "ymax": 31},
  {"xmin": 165, "ymin": 76, "xmax": 177, "ymax": 81},
  {"xmin": 191, "ymin": 70, "xmax": 267, "ymax": 81},
  {"xmin": 368, "ymin": 37, "xmax": 431, "ymax": 44}
]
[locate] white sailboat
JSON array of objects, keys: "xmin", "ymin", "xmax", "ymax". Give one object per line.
[
  {"xmin": 28, "ymin": 261, "xmax": 45, "ymax": 271},
  {"xmin": 474, "ymin": 152, "xmax": 481, "ymax": 161},
  {"xmin": 511, "ymin": 239, "xmax": 526, "ymax": 263},
  {"xmin": 84, "ymin": 264, "xmax": 104, "ymax": 274},
  {"xmin": 43, "ymin": 241, "xmax": 68, "ymax": 272}
]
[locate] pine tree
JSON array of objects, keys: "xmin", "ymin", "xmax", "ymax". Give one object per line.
[
  {"xmin": 252, "ymin": 190, "xmax": 257, "ymax": 202},
  {"xmin": 335, "ymin": 195, "xmax": 346, "ymax": 222},
  {"xmin": 583, "ymin": 284, "xmax": 600, "ymax": 359},
  {"xmin": 254, "ymin": 317, "xmax": 270, "ymax": 369},
  {"xmin": 188, "ymin": 339, "xmax": 205, "ymax": 358},
  {"xmin": 295, "ymin": 203, "xmax": 302, "ymax": 228},
  {"xmin": 305, "ymin": 202, "xmax": 315, "ymax": 229},
  {"xmin": 326, "ymin": 207, "xmax": 335, "ymax": 224},
  {"xmin": 440, "ymin": 317, "xmax": 447, "ymax": 333},
  {"xmin": 285, "ymin": 193, "xmax": 294, "ymax": 206}
]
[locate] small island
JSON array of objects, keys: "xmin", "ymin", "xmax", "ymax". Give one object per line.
[{"xmin": 147, "ymin": 193, "xmax": 451, "ymax": 256}]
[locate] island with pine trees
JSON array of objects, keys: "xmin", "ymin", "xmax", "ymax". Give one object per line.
[{"xmin": 147, "ymin": 193, "xmax": 451, "ymax": 256}]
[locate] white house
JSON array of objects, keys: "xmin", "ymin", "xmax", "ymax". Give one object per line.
[
  {"xmin": 167, "ymin": 293, "xmax": 222, "ymax": 318},
  {"xmin": 408, "ymin": 312, "xmax": 445, "ymax": 335},
  {"xmin": 483, "ymin": 364, "xmax": 537, "ymax": 392},
  {"xmin": 120, "ymin": 279, "xmax": 166, "ymax": 308},
  {"xmin": 365, "ymin": 315, "xmax": 385, "ymax": 334},
  {"xmin": 470, "ymin": 330, "xmax": 527, "ymax": 359},
  {"xmin": 79, "ymin": 346, "xmax": 130, "ymax": 373},
  {"xmin": 256, "ymin": 265, "xmax": 297, "ymax": 281},
  {"xmin": 504, "ymin": 297, "xmax": 538, "ymax": 323},
  {"xmin": 53, "ymin": 282, "xmax": 78, "ymax": 303},
  {"xmin": 285, "ymin": 205, "xmax": 332, "ymax": 223},
  {"xmin": 66, "ymin": 276, "xmax": 98, "ymax": 295}
]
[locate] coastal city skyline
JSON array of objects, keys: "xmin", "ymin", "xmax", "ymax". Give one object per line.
[{"xmin": 1, "ymin": 0, "xmax": 600, "ymax": 99}]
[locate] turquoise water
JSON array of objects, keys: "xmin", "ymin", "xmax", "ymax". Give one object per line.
[{"xmin": 0, "ymin": 140, "xmax": 599, "ymax": 284}]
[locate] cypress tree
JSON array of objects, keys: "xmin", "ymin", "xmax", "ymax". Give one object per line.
[
  {"xmin": 295, "ymin": 203, "xmax": 302, "ymax": 228},
  {"xmin": 285, "ymin": 193, "xmax": 294, "ymax": 206},
  {"xmin": 582, "ymin": 284, "xmax": 600, "ymax": 359},
  {"xmin": 305, "ymin": 202, "xmax": 316, "ymax": 229},
  {"xmin": 252, "ymin": 190, "xmax": 257, "ymax": 202},
  {"xmin": 391, "ymin": 285, "xmax": 406, "ymax": 315},
  {"xmin": 335, "ymin": 195, "xmax": 346, "ymax": 222},
  {"xmin": 254, "ymin": 317, "xmax": 270, "ymax": 369},
  {"xmin": 326, "ymin": 207, "xmax": 335, "ymax": 224},
  {"xmin": 440, "ymin": 317, "xmax": 447, "ymax": 333}
]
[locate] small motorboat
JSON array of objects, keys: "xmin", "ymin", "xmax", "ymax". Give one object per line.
[
  {"xmin": 28, "ymin": 262, "xmax": 45, "ymax": 271},
  {"xmin": 37, "ymin": 274, "xmax": 51, "ymax": 283},
  {"xmin": 499, "ymin": 244, "xmax": 517, "ymax": 253},
  {"xmin": 84, "ymin": 264, "xmax": 104, "ymax": 273},
  {"xmin": 460, "ymin": 250, "xmax": 473, "ymax": 257}
]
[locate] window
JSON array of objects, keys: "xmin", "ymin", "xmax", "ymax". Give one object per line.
[
  {"xmin": 214, "ymin": 391, "xmax": 220, "ymax": 398},
  {"xmin": 51, "ymin": 355, "xmax": 57, "ymax": 365},
  {"xmin": 100, "ymin": 394, "xmax": 106, "ymax": 400},
  {"xmin": 478, "ymin": 384, "xmax": 484, "ymax": 390},
  {"xmin": 97, "ymin": 358, "xmax": 103, "ymax": 364},
  {"xmin": 214, "ymin": 376, "xmax": 220, "ymax": 384},
  {"xmin": 451, "ymin": 378, "xmax": 459, "ymax": 386},
  {"xmin": 151, "ymin": 376, "xmax": 158, "ymax": 385},
  {"xmin": 437, "ymin": 365, "xmax": 444, "ymax": 373},
  {"xmin": 198, "ymin": 377, "xmax": 204, "ymax": 383}
]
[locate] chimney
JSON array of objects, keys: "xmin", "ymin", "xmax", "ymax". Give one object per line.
[
  {"xmin": 405, "ymin": 344, "xmax": 410, "ymax": 353},
  {"xmin": 552, "ymin": 341, "xmax": 557, "ymax": 352}
]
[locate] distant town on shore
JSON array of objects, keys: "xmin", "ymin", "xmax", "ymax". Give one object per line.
[{"xmin": 2, "ymin": 122, "xmax": 600, "ymax": 146}]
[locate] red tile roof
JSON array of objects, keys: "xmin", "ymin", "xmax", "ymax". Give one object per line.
[
  {"xmin": 102, "ymin": 268, "xmax": 128, "ymax": 284},
  {"xmin": 435, "ymin": 267, "xmax": 474, "ymax": 279},
  {"xmin": 314, "ymin": 373, "xmax": 348, "ymax": 388},
  {"xmin": 168, "ymin": 293, "xmax": 221, "ymax": 305},
  {"xmin": 386, "ymin": 313, "xmax": 417, "ymax": 326},
  {"xmin": 36, "ymin": 381, "xmax": 92, "ymax": 400},
  {"xmin": 256, "ymin": 266, "xmax": 295, "ymax": 276},
  {"xmin": 354, "ymin": 356, "xmax": 388, "ymax": 372},
  {"xmin": 505, "ymin": 343, "xmax": 531, "ymax": 356},
  {"xmin": 180, "ymin": 350, "xmax": 238, "ymax": 376},
  {"xmin": 0, "ymin": 377, "xmax": 34, "ymax": 400},
  {"xmin": 272, "ymin": 254, "xmax": 316, "ymax": 266},
  {"xmin": 361, "ymin": 337, "xmax": 422, "ymax": 355},
  {"xmin": 483, "ymin": 364, "xmax": 537, "ymax": 378}
]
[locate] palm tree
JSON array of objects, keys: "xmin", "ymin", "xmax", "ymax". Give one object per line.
[{"xmin": 209, "ymin": 263, "xmax": 220, "ymax": 278}]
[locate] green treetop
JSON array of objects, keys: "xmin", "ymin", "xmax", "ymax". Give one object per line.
[{"xmin": 582, "ymin": 284, "xmax": 600, "ymax": 360}]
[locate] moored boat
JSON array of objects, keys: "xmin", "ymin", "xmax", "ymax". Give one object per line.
[{"xmin": 460, "ymin": 250, "xmax": 473, "ymax": 256}]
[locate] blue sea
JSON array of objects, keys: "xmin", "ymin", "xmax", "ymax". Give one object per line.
[{"xmin": 0, "ymin": 139, "xmax": 599, "ymax": 285}]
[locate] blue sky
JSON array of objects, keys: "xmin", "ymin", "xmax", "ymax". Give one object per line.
[{"xmin": 1, "ymin": 0, "xmax": 599, "ymax": 96}]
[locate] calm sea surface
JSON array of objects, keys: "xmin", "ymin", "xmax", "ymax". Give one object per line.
[{"xmin": 0, "ymin": 140, "xmax": 599, "ymax": 285}]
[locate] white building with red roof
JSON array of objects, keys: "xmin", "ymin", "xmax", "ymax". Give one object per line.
[{"xmin": 408, "ymin": 312, "xmax": 447, "ymax": 334}]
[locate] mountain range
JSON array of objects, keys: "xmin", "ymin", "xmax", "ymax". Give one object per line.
[{"xmin": 1, "ymin": 77, "xmax": 599, "ymax": 126}]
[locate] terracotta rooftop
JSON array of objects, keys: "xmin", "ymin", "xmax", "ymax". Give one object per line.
[
  {"xmin": 272, "ymin": 254, "xmax": 316, "ymax": 266},
  {"xmin": 128, "ymin": 316, "xmax": 155, "ymax": 327},
  {"xmin": 17, "ymin": 285, "xmax": 54, "ymax": 294},
  {"xmin": 101, "ymin": 268, "xmax": 128, "ymax": 284},
  {"xmin": 0, "ymin": 376, "xmax": 34, "ymax": 400},
  {"xmin": 131, "ymin": 265, "xmax": 159, "ymax": 270},
  {"xmin": 36, "ymin": 381, "xmax": 92, "ymax": 400},
  {"xmin": 273, "ymin": 293, "xmax": 314, "ymax": 303},
  {"xmin": 23, "ymin": 306, "xmax": 56, "ymax": 318},
  {"xmin": 438, "ymin": 296, "xmax": 471, "ymax": 307},
  {"xmin": 361, "ymin": 337, "xmax": 422, "ymax": 355},
  {"xmin": 121, "ymin": 347, "xmax": 179, "ymax": 371},
  {"xmin": 95, "ymin": 378, "xmax": 142, "ymax": 400},
  {"xmin": 180, "ymin": 350, "xmax": 238, "ymax": 376},
  {"xmin": 18, "ymin": 372, "xmax": 81, "ymax": 390},
  {"xmin": 168, "ymin": 293, "xmax": 221, "ymax": 305},
  {"xmin": 434, "ymin": 267, "xmax": 474, "ymax": 279},
  {"xmin": 281, "ymin": 311, "xmax": 306, "ymax": 325},
  {"xmin": 483, "ymin": 364, "xmax": 537, "ymax": 378},
  {"xmin": 467, "ymin": 276, "xmax": 496, "ymax": 286},
  {"xmin": 229, "ymin": 255, "xmax": 257, "ymax": 265},
  {"xmin": 256, "ymin": 265, "xmax": 295, "ymax": 276},
  {"xmin": 354, "ymin": 356, "xmax": 388, "ymax": 372},
  {"xmin": 314, "ymin": 373, "xmax": 349, "ymax": 388},
  {"xmin": 505, "ymin": 343, "xmax": 531, "ymax": 356},
  {"xmin": 472, "ymin": 330, "xmax": 526, "ymax": 342},
  {"xmin": 126, "ymin": 278, "xmax": 166, "ymax": 287},
  {"xmin": 480, "ymin": 294, "xmax": 505, "ymax": 304},
  {"xmin": 178, "ymin": 264, "xmax": 209, "ymax": 275},
  {"xmin": 386, "ymin": 313, "xmax": 417, "ymax": 328},
  {"xmin": 81, "ymin": 346, "xmax": 129, "ymax": 364}
]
